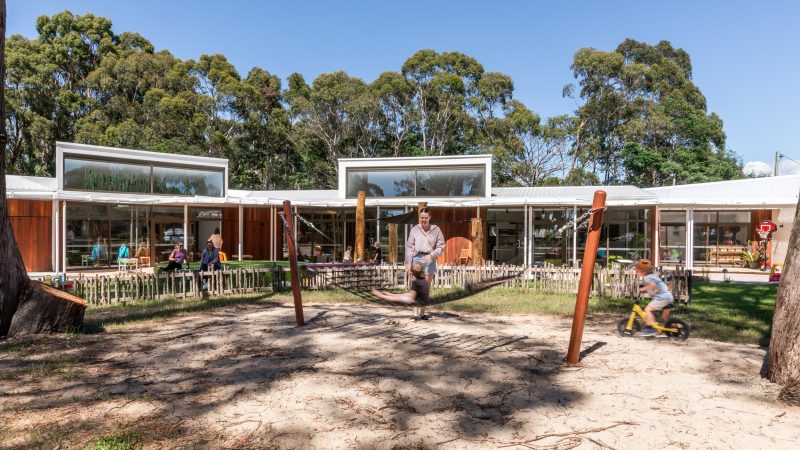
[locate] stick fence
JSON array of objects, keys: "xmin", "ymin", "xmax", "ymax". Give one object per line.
[{"xmin": 42, "ymin": 263, "xmax": 690, "ymax": 306}]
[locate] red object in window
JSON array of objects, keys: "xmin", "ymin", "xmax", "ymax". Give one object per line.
[
  {"xmin": 758, "ymin": 220, "xmax": 777, "ymax": 233},
  {"xmin": 755, "ymin": 220, "xmax": 777, "ymax": 241}
]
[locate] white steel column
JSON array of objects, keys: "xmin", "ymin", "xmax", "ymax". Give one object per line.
[
  {"xmin": 238, "ymin": 204, "xmax": 243, "ymax": 261},
  {"xmin": 376, "ymin": 205, "xmax": 381, "ymax": 244},
  {"xmin": 686, "ymin": 208, "xmax": 694, "ymax": 270},
  {"xmin": 523, "ymin": 204, "xmax": 528, "ymax": 266},
  {"xmin": 270, "ymin": 206, "xmax": 276, "ymax": 261},
  {"xmin": 530, "ymin": 205, "xmax": 536, "ymax": 266},
  {"xmin": 53, "ymin": 200, "xmax": 59, "ymax": 273},
  {"xmin": 61, "ymin": 201, "xmax": 67, "ymax": 273},
  {"xmin": 572, "ymin": 204, "xmax": 578, "ymax": 267},
  {"xmin": 653, "ymin": 206, "xmax": 660, "ymax": 266},
  {"xmin": 183, "ymin": 204, "xmax": 189, "ymax": 250}
]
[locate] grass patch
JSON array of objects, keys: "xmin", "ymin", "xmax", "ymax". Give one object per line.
[
  {"xmin": 84, "ymin": 292, "xmax": 279, "ymax": 332},
  {"xmin": 80, "ymin": 281, "xmax": 776, "ymax": 345},
  {"xmin": 86, "ymin": 431, "xmax": 142, "ymax": 450}
]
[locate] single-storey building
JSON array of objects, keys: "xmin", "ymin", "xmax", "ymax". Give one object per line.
[{"xmin": 6, "ymin": 142, "xmax": 799, "ymax": 273}]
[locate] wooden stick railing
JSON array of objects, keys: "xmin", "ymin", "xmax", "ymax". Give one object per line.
[{"xmin": 43, "ymin": 263, "xmax": 690, "ymax": 306}]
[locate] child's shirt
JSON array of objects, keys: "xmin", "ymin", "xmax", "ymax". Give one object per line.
[
  {"xmin": 644, "ymin": 273, "xmax": 673, "ymax": 301},
  {"xmin": 410, "ymin": 277, "xmax": 430, "ymax": 303}
]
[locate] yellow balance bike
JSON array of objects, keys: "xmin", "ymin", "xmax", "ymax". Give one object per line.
[{"xmin": 617, "ymin": 297, "xmax": 690, "ymax": 340}]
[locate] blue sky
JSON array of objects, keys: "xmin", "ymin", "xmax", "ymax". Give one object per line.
[{"xmin": 7, "ymin": 0, "xmax": 800, "ymax": 174}]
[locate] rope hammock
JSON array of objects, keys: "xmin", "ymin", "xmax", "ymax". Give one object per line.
[{"xmin": 280, "ymin": 208, "xmax": 522, "ymax": 308}]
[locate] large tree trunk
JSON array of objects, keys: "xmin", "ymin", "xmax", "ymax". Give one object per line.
[
  {"xmin": 0, "ymin": 0, "xmax": 86, "ymax": 338},
  {"xmin": 768, "ymin": 195, "xmax": 800, "ymax": 405},
  {"xmin": 0, "ymin": 0, "xmax": 29, "ymax": 337},
  {"xmin": 9, "ymin": 282, "xmax": 87, "ymax": 335}
]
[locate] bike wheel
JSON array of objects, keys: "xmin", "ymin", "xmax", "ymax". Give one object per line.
[
  {"xmin": 617, "ymin": 317, "xmax": 642, "ymax": 337},
  {"xmin": 664, "ymin": 318, "xmax": 691, "ymax": 340}
]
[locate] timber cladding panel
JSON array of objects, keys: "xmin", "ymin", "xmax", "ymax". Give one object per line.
[
  {"xmin": 8, "ymin": 199, "xmax": 52, "ymax": 272},
  {"xmin": 222, "ymin": 207, "xmax": 277, "ymax": 260},
  {"xmin": 429, "ymin": 207, "xmax": 484, "ymax": 263}
]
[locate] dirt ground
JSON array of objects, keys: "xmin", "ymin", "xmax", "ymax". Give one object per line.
[{"xmin": 1, "ymin": 301, "xmax": 799, "ymax": 449}]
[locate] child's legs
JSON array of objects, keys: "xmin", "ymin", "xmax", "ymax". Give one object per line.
[
  {"xmin": 646, "ymin": 298, "xmax": 672, "ymax": 326},
  {"xmin": 644, "ymin": 304, "xmax": 657, "ymax": 326}
]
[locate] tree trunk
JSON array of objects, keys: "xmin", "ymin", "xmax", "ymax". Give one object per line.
[
  {"xmin": 8, "ymin": 282, "xmax": 87, "ymax": 336},
  {"xmin": 768, "ymin": 194, "xmax": 800, "ymax": 405},
  {"xmin": 0, "ymin": 0, "xmax": 86, "ymax": 338},
  {"xmin": 0, "ymin": 0, "xmax": 28, "ymax": 337}
]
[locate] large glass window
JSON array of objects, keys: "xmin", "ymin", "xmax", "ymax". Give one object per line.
[
  {"xmin": 65, "ymin": 203, "xmax": 149, "ymax": 269},
  {"xmin": 488, "ymin": 209, "xmax": 525, "ymax": 265},
  {"xmin": 693, "ymin": 210, "xmax": 751, "ymax": 266},
  {"xmin": 64, "ymin": 158, "xmax": 151, "ymax": 193},
  {"xmin": 63, "ymin": 157, "xmax": 225, "ymax": 197},
  {"xmin": 417, "ymin": 167, "xmax": 485, "ymax": 197},
  {"xmin": 153, "ymin": 167, "xmax": 224, "ymax": 197},
  {"xmin": 346, "ymin": 170, "xmax": 415, "ymax": 198},
  {"xmin": 600, "ymin": 208, "xmax": 651, "ymax": 263},
  {"xmin": 346, "ymin": 166, "xmax": 485, "ymax": 198},
  {"xmin": 533, "ymin": 209, "xmax": 568, "ymax": 266}
]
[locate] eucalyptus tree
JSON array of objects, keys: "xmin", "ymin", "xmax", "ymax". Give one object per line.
[
  {"xmin": 401, "ymin": 50, "xmax": 483, "ymax": 155},
  {"xmin": 285, "ymin": 71, "xmax": 376, "ymax": 184},
  {"xmin": 371, "ymin": 71, "xmax": 414, "ymax": 157},
  {"xmin": 565, "ymin": 39, "xmax": 741, "ymax": 186},
  {"xmin": 231, "ymin": 67, "xmax": 299, "ymax": 189}
]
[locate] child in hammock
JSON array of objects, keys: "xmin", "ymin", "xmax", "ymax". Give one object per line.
[{"xmin": 372, "ymin": 262, "xmax": 430, "ymax": 320}]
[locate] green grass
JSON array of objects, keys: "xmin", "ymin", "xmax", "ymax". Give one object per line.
[
  {"xmin": 80, "ymin": 282, "xmax": 777, "ymax": 346},
  {"xmin": 85, "ymin": 431, "xmax": 142, "ymax": 450},
  {"xmin": 678, "ymin": 282, "xmax": 777, "ymax": 345}
]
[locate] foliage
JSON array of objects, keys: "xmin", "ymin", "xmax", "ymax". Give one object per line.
[
  {"xmin": 564, "ymin": 39, "xmax": 742, "ymax": 186},
  {"xmin": 4, "ymin": 12, "xmax": 743, "ymax": 189}
]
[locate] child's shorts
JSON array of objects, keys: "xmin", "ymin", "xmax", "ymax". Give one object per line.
[{"xmin": 648, "ymin": 296, "xmax": 674, "ymax": 311}]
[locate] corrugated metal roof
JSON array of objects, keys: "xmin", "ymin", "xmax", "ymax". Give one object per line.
[
  {"xmin": 6, "ymin": 175, "xmax": 57, "ymax": 192},
  {"xmin": 493, "ymin": 185, "xmax": 655, "ymax": 201},
  {"xmin": 7, "ymin": 174, "xmax": 797, "ymax": 208},
  {"xmin": 645, "ymin": 175, "xmax": 800, "ymax": 206}
]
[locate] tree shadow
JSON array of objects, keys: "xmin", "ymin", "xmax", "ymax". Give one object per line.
[{"xmin": 2, "ymin": 302, "xmax": 587, "ymax": 448}]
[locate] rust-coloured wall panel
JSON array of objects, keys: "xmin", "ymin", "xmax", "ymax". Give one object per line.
[
  {"xmin": 10, "ymin": 216, "xmax": 52, "ymax": 272},
  {"xmin": 429, "ymin": 207, "xmax": 479, "ymax": 264},
  {"xmin": 8, "ymin": 199, "xmax": 52, "ymax": 217}
]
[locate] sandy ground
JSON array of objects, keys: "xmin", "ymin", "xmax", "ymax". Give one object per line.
[{"xmin": 1, "ymin": 302, "xmax": 798, "ymax": 450}]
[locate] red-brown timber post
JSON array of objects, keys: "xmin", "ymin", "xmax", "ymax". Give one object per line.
[
  {"xmin": 566, "ymin": 190, "xmax": 606, "ymax": 365},
  {"xmin": 282, "ymin": 200, "xmax": 305, "ymax": 326}
]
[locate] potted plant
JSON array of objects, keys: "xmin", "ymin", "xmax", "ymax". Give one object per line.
[{"xmin": 741, "ymin": 250, "xmax": 759, "ymax": 269}]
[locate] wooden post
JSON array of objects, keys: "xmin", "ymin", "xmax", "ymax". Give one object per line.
[
  {"xmin": 356, "ymin": 191, "xmax": 366, "ymax": 262},
  {"xmin": 471, "ymin": 217, "xmax": 483, "ymax": 265},
  {"xmin": 283, "ymin": 200, "xmax": 305, "ymax": 327},
  {"xmin": 566, "ymin": 190, "xmax": 606, "ymax": 365},
  {"xmin": 388, "ymin": 223, "xmax": 398, "ymax": 264}
]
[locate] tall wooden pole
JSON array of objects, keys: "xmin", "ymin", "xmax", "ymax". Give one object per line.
[
  {"xmin": 566, "ymin": 190, "xmax": 606, "ymax": 365},
  {"xmin": 282, "ymin": 200, "xmax": 304, "ymax": 327},
  {"xmin": 355, "ymin": 191, "xmax": 365, "ymax": 261}
]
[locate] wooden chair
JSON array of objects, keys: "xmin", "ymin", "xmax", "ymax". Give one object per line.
[{"xmin": 458, "ymin": 248, "xmax": 472, "ymax": 264}]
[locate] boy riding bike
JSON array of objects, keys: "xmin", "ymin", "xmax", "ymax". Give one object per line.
[{"xmin": 634, "ymin": 259, "xmax": 674, "ymax": 337}]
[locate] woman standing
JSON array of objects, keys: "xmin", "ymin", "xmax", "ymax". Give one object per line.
[
  {"xmin": 208, "ymin": 227, "xmax": 223, "ymax": 250},
  {"xmin": 404, "ymin": 207, "xmax": 445, "ymax": 320}
]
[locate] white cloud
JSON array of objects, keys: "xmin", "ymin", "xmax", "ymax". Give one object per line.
[
  {"xmin": 779, "ymin": 159, "xmax": 800, "ymax": 175},
  {"xmin": 743, "ymin": 159, "xmax": 800, "ymax": 176},
  {"xmin": 743, "ymin": 161, "xmax": 771, "ymax": 176}
]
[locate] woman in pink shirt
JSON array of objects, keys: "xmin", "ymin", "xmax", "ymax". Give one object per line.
[{"xmin": 404, "ymin": 207, "xmax": 445, "ymax": 320}]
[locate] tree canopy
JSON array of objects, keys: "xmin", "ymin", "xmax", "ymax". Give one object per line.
[{"xmin": 4, "ymin": 12, "xmax": 742, "ymax": 189}]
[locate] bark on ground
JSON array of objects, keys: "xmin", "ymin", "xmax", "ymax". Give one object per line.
[{"xmin": 1, "ymin": 302, "xmax": 798, "ymax": 449}]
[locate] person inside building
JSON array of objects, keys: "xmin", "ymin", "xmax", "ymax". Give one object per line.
[
  {"xmin": 208, "ymin": 227, "xmax": 223, "ymax": 250},
  {"xmin": 343, "ymin": 245, "xmax": 353, "ymax": 262}
]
